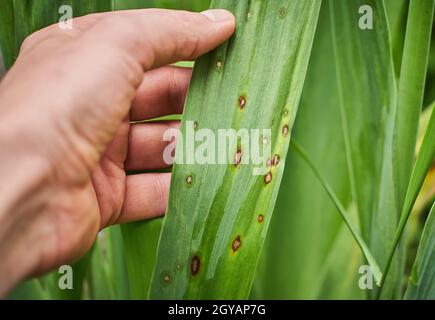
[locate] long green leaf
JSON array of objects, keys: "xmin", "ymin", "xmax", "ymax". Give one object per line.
[
  {"xmin": 393, "ymin": 0, "xmax": 435, "ymax": 212},
  {"xmin": 253, "ymin": 1, "xmax": 362, "ymax": 299},
  {"xmin": 384, "ymin": 0, "xmax": 408, "ymax": 77},
  {"xmin": 149, "ymin": 0, "xmax": 321, "ymax": 299},
  {"xmin": 379, "ymin": 104, "xmax": 435, "ymax": 297},
  {"xmin": 330, "ymin": 0, "xmax": 401, "ymax": 298},
  {"xmin": 405, "ymin": 202, "xmax": 435, "ymax": 299}
]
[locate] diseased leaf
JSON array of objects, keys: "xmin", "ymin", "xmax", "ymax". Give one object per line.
[
  {"xmin": 253, "ymin": 2, "xmax": 362, "ymax": 299},
  {"xmin": 149, "ymin": 0, "xmax": 321, "ymax": 299}
]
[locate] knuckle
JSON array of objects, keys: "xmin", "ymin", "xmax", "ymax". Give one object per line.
[
  {"xmin": 168, "ymin": 68, "xmax": 182, "ymax": 108},
  {"xmin": 153, "ymin": 175, "xmax": 166, "ymax": 215},
  {"xmin": 179, "ymin": 30, "xmax": 201, "ymax": 58},
  {"xmin": 20, "ymin": 33, "xmax": 37, "ymax": 52}
]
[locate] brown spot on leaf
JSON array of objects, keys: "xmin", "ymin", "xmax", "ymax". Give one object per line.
[
  {"xmin": 215, "ymin": 60, "xmax": 223, "ymax": 70},
  {"xmin": 257, "ymin": 214, "xmax": 264, "ymax": 223},
  {"xmin": 279, "ymin": 7, "xmax": 287, "ymax": 18},
  {"xmin": 238, "ymin": 95, "xmax": 246, "ymax": 109},
  {"xmin": 191, "ymin": 255, "xmax": 200, "ymax": 276},
  {"xmin": 272, "ymin": 154, "xmax": 280, "ymax": 166},
  {"xmin": 264, "ymin": 172, "xmax": 272, "ymax": 184},
  {"xmin": 186, "ymin": 175, "xmax": 193, "ymax": 184},
  {"xmin": 282, "ymin": 125, "xmax": 289, "ymax": 136},
  {"xmin": 234, "ymin": 149, "xmax": 242, "ymax": 166},
  {"xmin": 163, "ymin": 275, "xmax": 171, "ymax": 283},
  {"xmin": 232, "ymin": 236, "xmax": 241, "ymax": 252}
]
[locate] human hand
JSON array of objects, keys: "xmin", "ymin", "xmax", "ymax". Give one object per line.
[{"xmin": 0, "ymin": 9, "xmax": 235, "ymax": 296}]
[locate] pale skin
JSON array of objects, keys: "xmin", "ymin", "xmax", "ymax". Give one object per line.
[{"xmin": 0, "ymin": 9, "xmax": 235, "ymax": 297}]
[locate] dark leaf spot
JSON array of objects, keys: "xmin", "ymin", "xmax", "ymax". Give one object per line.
[
  {"xmin": 186, "ymin": 175, "xmax": 193, "ymax": 184},
  {"xmin": 238, "ymin": 95, "xmax": 246, "ymax": 109},
  {"xmin": 191, "ymin": 255, "xmax": 200, "ymax": 276},
  {"xmin": 264, "ymin": 172, "xmax": 272, "ymax": 184},
  {"xmin": 282, "ymin": 125, "xmax": 289, "ymax": 136},
  {"xmin": 232, "ymin": 236, "xmax": 241, "ymax": 252},
  {"xmin": 272, "ymin": 154, "xmax": 280, "ymax": 166},
  {"xmin": 234, "ymin": 149, "xmax": 242, "ymax": 166}
]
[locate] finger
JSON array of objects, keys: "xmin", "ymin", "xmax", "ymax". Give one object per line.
[
  {"xmin": 131, "ymin": 66, "xmax": 192, "ymax": 121},
  {"xmin": 117, "ymin": 172, "xmax": 171, "ymax": 223},
  {"xmin": 126, "ymin": 121, "xmax": 179, "ymax": 171},
  {"xmin": 80, "ymin": 9, "xmax": 235, "ymax": 70}
]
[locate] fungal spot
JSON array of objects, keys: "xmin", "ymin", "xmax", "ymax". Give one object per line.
[
  {"xmin": 264, "ymin": 171, "xmax": 272, "ymax": 184},
  {"xmin": 283, "ymin": 109, "xmax": 289, "ymax": 117},
  {"xmin": 191, "ymin": 255, "xmax": 200, "ymax": 276},
  {"xmin": 215, "ymin": 60, "xmax": 223, "ymax": 70},
  {"xmin": 232, "ymin": 236, "xmax": 241, "ymax": 252},
  {"xmin": 262, "ymin": 136, "xmax": 269, "ymax": 145},
  {"xmin": 186, "ymin": 175, "xmax": 193, "ymax": 184},
  {"xmin": 238, "ymin": 95, "xmax": 247, "ymax": 109},
  {"xmin": 233, "ymin": 149, "xmax": 242, "ymax": 166},
  {"xmin": 282, "ymin": 125, "xmax": 289, "ymax": 136},
  {"xmin": 247, "ymin": 11, "xmax": 253, "ymax": 20},
  {"xmin": 163, "ymin": 274, "xmax": 171, "ymax": 283},
  {"xmin": 193, "ymin": 121, "xmax": 198, "ymax": 129},
  {"xmin": 272, "ymin": 154, "xmax": 280, "ymax": 166},
  {"xmin": 279, "ymin": 7, "xmax": 287, "ymax": 18},
  {"xmin": 266, "ymin": 158, "xmax": 272, "ymax": 167},
  {"xmin": 176, "ymin": 263, "xmax": 182, "ymax": 271},
  {"xmin": 257, "ymin": 214, "xmax": 264, "ymax": 223}
]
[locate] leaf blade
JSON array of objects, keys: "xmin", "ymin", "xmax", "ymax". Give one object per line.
[{"xmin": 149, "ymin": 0, "xmax": 322, "ymax": 299}]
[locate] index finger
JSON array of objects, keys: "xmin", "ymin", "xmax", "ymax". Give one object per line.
[{"xmin": 78, "ymin": 9, "xmax": 236, "ymax": 70}]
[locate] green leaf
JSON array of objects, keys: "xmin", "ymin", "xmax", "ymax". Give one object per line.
[
  {"xmin": 89, "ymin": 226, "xmax": 130, "ymax": 299},
  {"xmin": 380, "ymin": 103, "xmax": 435, "ymax": 297},
  {"xmin": 6, "ymin": 279, "xmax": 50, "ymax": 300},
  {"xmin": 252, "ymin": 2, "xmax": 363, "ymax": 299},
  {"xmin": 393, "ymin": 0, "xmax": 435, "ymax": 212},
  {"xmin": 290, "ymin": 139, "xmax": 382, "ymax": 285},
  {"xmin": 330, "ymin": 0, "xmax": 402, "ymax": 298},
  {"xmin": 49, "ymin": 249, "xmax": 93, "ymax": 300},
  {"xmin": 121, "ymin": 218, "xmax": 163, "ymax": 299},
  {"xmin": 149, "ymin": 0, "xmax": 321, "ymax": 299},
  {"xmin": 405, "ymin": 202, "xmax": 435, "ymax": 299},
  {"xmin": 0, "ymin": 0, "xmax": 15, "ymax": 69},
  {"xmin": 384, "ymin": 0, "xmax": 408, "ymax": 77}
]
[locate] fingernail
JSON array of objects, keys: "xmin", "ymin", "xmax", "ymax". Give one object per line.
[{"xmin": 201, "ymin": 9, "xmax": 234, "ymax": 22}]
